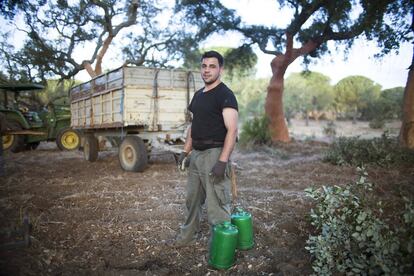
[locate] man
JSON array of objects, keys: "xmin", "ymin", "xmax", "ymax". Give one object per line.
[{"xmin": 175, "ymin": 51, "xmax": 238, "ymax": 247}]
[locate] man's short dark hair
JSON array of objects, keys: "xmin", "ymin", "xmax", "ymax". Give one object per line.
[{"xmin": 201, "ymin": 51, "xmax": 224, "ymax": 67}]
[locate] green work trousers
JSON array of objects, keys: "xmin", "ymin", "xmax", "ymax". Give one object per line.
[{"xmin": 178, "ymin": 147, "xmax": 232, "ymax": 242}]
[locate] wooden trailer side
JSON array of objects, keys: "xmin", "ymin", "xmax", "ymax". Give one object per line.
[{"xmin": 70, "ymin": 66, "xmax": 203, "ymax": 131}]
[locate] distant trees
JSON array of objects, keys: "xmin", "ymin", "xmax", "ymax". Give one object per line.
[
  {"xmin": 334, "ymin": 76, "xmax": 382, "ymax": 123},
  {"xmin": 364, "ymin": 87, "xmax": 404, "ymax": 122},
  {"xmin": 237, "ymin": 71, "xmax": 404, "ymax": 125},
  {"xmin": 231, "ymin": 78, "xmax": 268, "ymax": 119},
  {"xmin": 37, "ymin": 80, "xmax": 77, "ymax": 107},
  {"xmin": 182, "ymin": 46, "xmax": 258, "ymax": 82},
  {"xmin": 16, "ymin": 79, "xmax": 75, "ymax": 112},
  {"xmin": 284, "ymin": 72, "xmax": 334, "ymax": 124}
]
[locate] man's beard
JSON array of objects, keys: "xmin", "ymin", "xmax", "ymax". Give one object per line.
[{"xmin": 203, "ymin": 74, "xmax": 219, "ymax": 85}]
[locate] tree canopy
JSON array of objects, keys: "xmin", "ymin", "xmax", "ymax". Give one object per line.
[
  {"xmin": 176, "ymin": 0, "xmax": 412, "ymax": 142},
  {"xmin": 0, "ymin": 0, "xmax": 190, "ymax": 82},
  {"xmin": 334, "ymin": 75, "xmax": 382, "ymax": 118},
  {"xmin": 176, "ymin": 0, "xmax": 412, "ymax": 63}
]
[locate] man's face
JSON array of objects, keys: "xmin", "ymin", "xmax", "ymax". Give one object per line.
[{"xmin": 201, "ymin": 57, "xmax": 222, "ymax": 85}]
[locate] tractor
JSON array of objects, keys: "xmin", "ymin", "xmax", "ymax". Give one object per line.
[{"xmin": 1, "ymin": 83, "xmax": 80, "ymax": 152}]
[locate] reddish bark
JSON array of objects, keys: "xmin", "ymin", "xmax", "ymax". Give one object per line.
[
  {"xmin": 266, "ymin": 56, "xmax": 290, "ymax": 142},
  {"xmin": 95, "ymin": 35, "xmax": 114, "ymax": 76},
  {"xmin": 399, "ymin": 67, "xmax": 414, "ymax": 148},
  {"xmin": 83, "ymin": 62, "xmax": 97, "ymax": 78},
  {"xmin": 81, "ymin": 0, "xmax": 138, "ymax": 79},
  {"xmin": 265, "ymin": 33, "xmax": 319, "ymax": 142}
]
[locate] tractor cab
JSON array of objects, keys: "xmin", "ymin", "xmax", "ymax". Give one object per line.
[
  {"xmin": 0, "ymin": 83, "xmax": 45, "ymax": 128},
  {"xmin": 1, "ymin": 83, "xmax": 80, "ymax": 152}
]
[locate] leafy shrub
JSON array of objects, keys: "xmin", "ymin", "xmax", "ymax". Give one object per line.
[
  {"xmin": 369, "ymin": 118, "xmax": 385, "ymax": 129},
  {"xmin": 305, "ymin": 168, "xmax": 414, "ymax": 275},
  {"xmin": 239, "ymin": 115, "xmax": 271, "ymax": 146},
  {"xmin": 323, "ymin": 120, "xmax": 337, "ymax": 137},
  {"xmin": 323, "ymin": 133, "xmax": 414, "ymax": 167}
]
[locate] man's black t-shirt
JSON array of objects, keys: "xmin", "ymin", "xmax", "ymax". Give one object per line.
[{"xmin": 188, "ymin": 82, "xmax": 238, "ymax": 149}]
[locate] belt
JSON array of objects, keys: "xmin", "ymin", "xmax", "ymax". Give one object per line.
[
  {"xmin": 192, "ymin": 139, "xmax": 224, "ymax": 145},
  {"xmin": 192, "ymin": 139, "xmax": 224, "ymax": 151}
]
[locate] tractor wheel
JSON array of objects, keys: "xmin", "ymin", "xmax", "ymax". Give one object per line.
[
  {"xmin": 56, "ymin": 127, "xmax": 80, "ymax": 151},
  {"xmin": 3, "ymin": 121, "xmax": 25, "ymax": 153},
  {"xmin": 119, "ymin": 136, "xmax": 148, "ymax": 172},
  {"xmin": 83, "ymin": 134, "xmax": 98, "ymax": 162}
]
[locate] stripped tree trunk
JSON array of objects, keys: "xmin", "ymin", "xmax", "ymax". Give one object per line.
[
  {"xmin": 266, "ymin": 56, "xmax": 290, "ymax": 142},
  {"xmin": 94, "ymin": 36, "xmax": 114, "ymax": 76},
  {"xmin": 399, "ymin": 65, "xmax": 414, "ymax": 148},
  {"xmin": 265, "ymin": 33, "xmax": 318, "ymax": 142},
  {"xmin": 399, "ymin": 9, "xmax": 414, "ymax": 149}
]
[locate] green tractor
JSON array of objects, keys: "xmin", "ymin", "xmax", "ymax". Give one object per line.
[{"xmin": 1, "ymin": 83, "xmax": 81, "ymax": 152}]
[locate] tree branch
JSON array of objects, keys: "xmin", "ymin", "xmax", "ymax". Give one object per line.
[
  {"xmin": 93, "ymin": 0, "xmax": 139, "ymax": 76},
  {"xmin": 286, "ymin": 0, "xmax": 327, "ymax": 36}
]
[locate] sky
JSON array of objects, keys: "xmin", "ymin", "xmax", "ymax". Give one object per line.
[{"xmin": 204, "ymin": 0, "xmax": 412, "ymax": 89}]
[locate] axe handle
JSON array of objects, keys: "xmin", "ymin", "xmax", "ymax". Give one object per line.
[{"xmin": 231, "ymin": 164, "xmax": 237, "ymax": 201}]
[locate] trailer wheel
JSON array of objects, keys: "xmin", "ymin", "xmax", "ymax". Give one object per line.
[
  {"xmin": 83, "ymin": 134, "xmax": 98, "ymax": 162},
  {"xmin": 119, "ymin": 136, "xmax": 148, "ymax": 172},
  {"xmin": 57, "ymin": 127, "xmax": 80, "ymax": 151},
  {"xmin": 3, "ymin": 120, "xmax": 25, "ymax": 153}
]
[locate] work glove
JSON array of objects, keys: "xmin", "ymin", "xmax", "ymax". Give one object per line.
[
  {"xmin": 210, "ymin": 160, "xmax": 227, "ymax": 179},
  {"xmin": 176, "ymin": 151, "xmax": 189, "ymax": 172}
]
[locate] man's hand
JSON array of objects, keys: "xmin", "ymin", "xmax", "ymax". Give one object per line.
[
  {"xmin": 211, "ymin": 160, "xmax": 227, "ymax": 178},
  {"xmin": 177, "ymin": 151, "xmax": 189, "ymax": 171}
]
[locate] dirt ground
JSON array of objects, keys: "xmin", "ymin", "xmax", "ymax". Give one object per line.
[{"xmin": 0, "ymin": 120, "xmax": 413, "ymax": 275}]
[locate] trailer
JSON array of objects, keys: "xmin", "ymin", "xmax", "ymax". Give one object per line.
[{"xmin": 70, "ymin": 65, "xmax": 204, "ymax": 172}]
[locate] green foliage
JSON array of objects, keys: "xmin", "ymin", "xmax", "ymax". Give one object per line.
[
  {"xmin": 369, "ymin": 118, "xmax": 385, "ymax": 129},
  {"xmin": 322, "ymin": 120, "xmax": 337, "ymax": 137},
  {"xmin": 323, "ymin": 133, "xmax": 414, "ymax": 167},
  {"xmin": 229, "ymin": 77, "xmax": 268, "ymax": 120},
  {"xmin": 37, "ymin": 79, "xmax": 77, "ymax": 107},
  {"xmin": 363, "ymin": 87, "xmax": 404, "ymax": 121},
  {"xmin": 239, "ymin": 114, "xmax": 271, "ymax": 147},
  {"xmin": 177, "ymin": 0, "xmax": 412, "ymax": 66},
  {"xmin": 182, "ymin": 46, "xmax": 257, "ymax": 82},
  {"xmin": 284, "ymin": 71, "xmax": 334, "ymax": 119},
  {"xmin": 224, "ymin": 45, "xmax": 258, "ymax": 81},
  {"xmin": 334, "ymin": 76, "xmax": 382, "ymax": 120},
  {"xmin": 305, "ymin": 168, "xmax": 414, "ymax": 275}
]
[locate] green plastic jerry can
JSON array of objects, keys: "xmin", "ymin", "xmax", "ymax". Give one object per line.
[
  {"xmin": 208, "ymin": 221, "xmax": 238, "ymax": 270},
  {"xmin": 231, "ymin": 208, "xmax": 254, "ymax": 250}
]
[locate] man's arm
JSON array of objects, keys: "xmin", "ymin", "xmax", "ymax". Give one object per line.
[
  {"xmin": 219, "ymin": 107, "xmax": 238, "ymax": 162},
  {"xmin": 176, "ymin": 124, "xmax": 192, "ymax": 169},
  {"xmin": 183, "ymin": 125, "xmax": 193, "ymax": 153}
]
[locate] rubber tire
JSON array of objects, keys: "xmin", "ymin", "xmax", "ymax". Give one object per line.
[
  {"xmin": 83, "ymin": 134, "xmax": 98, "ymax": 162},
  {"xmin": 119, "ymin": 136, "xmax": 148, "ymax": 172},
  {"xmin": 56, "ymin": 127, "xmax": 81, "ymax": 151},
  {"xmin": 3, "ymin": 120, "xmax": 25, "ymax": 153}
]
